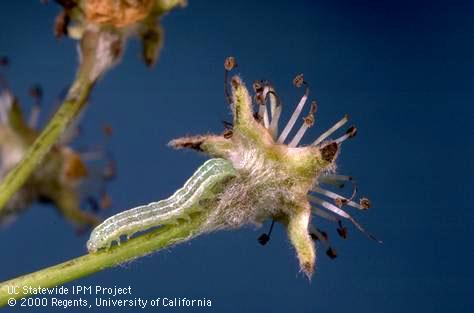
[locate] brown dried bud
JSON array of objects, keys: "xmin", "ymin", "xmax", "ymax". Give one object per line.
[
  {"xmin": 85, "ymin": 0, "xmax": 154, "ymax": 28},
  {"xmin": 224, "ymin": 56, "xmax": 237, "ymax": 71}
]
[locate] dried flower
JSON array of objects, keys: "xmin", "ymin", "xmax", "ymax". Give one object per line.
[
  {"xmin": 0, "ymin": 83, "xmax": 114, "ymax": 230},
  {"xmin": 49, "ymin": 0, "xmax": 186, "ymax": 68},
  {"xmin": 170, "ymin": 58, "xmax": 379, "ymax": 278}
]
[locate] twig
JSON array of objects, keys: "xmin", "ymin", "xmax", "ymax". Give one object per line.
[{"xmin": 0, "ymin": 212, "xmax": 205, "ymax": 307}]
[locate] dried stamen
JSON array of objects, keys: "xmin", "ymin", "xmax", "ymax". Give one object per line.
[
  {"xmin": 257, "ymin": 219, "xmax": 275, "ymax": 246},
  {"xmin": 309, "ymin": 195, "xmax": 381, "ymax": 243},
  {"xmin": 224, "ymin": 56, "xmax": 237, "ymax": 105},
  {"xmin": 318, "ymin": 174, "xmax": 352, "ymax": 188},
  {"xmin": 312, "ymin": 114, "xmax": 349, "ymax": 146},
  {"xmin": 267, "ymin": 91, "xmax": 282, "ymax": 139},
  {"xmin": 334, "ymin": 126, "xmax": 357, "ymax": 144},
  {"xmin": 326, "ymin": 247, "xmax": 338, "ymax": 259},
  {"xmin": 293, "ymin": 74, "xmax": 304, "ymax": 88},
  {"xmin": 335, "ymin": 180, "xmax": 358, "ymax": 207},
  {"xmin": 312, "ymin": 186, "xmax": 366, "ymax": 211},
  {"xmin": 311, "ymin": 206, "xmax": 339, "ymax": 222},
  {"xmin": 309, "ymin": 225, "xmax": 328, "ymax": 243},
  {"xmin": 309, "ymin": 226, "xmax": 338, "ymax": 259},
  {"xmin": 337, "ymin": 220, "xmax": 348, "ymax": 239},
  {"xmin": 289, "ymin": 101, "xmax": 317, "ymax": 147},
  {"xmin": 265, "ymin": 88, "xmax": 279, "ymax": 120},
  {"xmin": 360, "ymin": 198, "xmax": 371, "ymax": 210},
  {"xmin": 334, "ymin": 198, "xmax": 347, "ymax": 207},
  {"xmin": 256, "ymin": 85, "xmax": 270, "ymax": 128},
  {"xmin": 277, "ymin": 74, "xmax": 309, "ymax": 144}
]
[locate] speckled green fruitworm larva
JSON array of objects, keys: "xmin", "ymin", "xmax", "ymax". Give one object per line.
[
  {"xmin": 87, "ymin": 57, "xmax": 379, "ymax": 278},
  {"xmin": 87, "ymin": 158, "xmax": 236, "ymax": 252}
]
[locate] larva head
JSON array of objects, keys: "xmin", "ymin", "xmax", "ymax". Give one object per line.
[
  {"xmin": 170, "ymin": 57, "xmax": 377, "ymax": 278},
  {"xmin": 0, "ymin": 82, "xmax": 115, "ymax": 229}
]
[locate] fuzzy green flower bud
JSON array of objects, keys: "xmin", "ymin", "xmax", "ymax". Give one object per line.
[{"xmin": 170, "ymin": 58, "xmax": 380, "ymax": 278}]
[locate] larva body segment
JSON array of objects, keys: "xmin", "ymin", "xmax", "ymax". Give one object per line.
[{"xmin": 87, "ymin": 158, "xmax": 237, "ymax": 252}]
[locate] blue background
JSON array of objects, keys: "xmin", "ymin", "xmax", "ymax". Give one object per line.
[{"xmin": 1, "ymin": 1, "xmax": 473, "ymax": 312}]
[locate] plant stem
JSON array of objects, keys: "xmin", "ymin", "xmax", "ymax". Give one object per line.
[
  {"xmin": 0, "ymin": 67, "xmax": 93, "ymax": 212},
  {"xmin": 0, "ymin": 213, "xmax": 205, "ymax": 307}
]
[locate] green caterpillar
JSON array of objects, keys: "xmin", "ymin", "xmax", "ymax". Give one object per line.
[{"xmin": 87, "ymin": 158, "xmax": 236, "ymax": 252}]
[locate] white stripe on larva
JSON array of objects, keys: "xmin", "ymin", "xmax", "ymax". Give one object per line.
[{"xmin": 87, "ymin": 158, "xmax": 236, "ymax": 252}]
